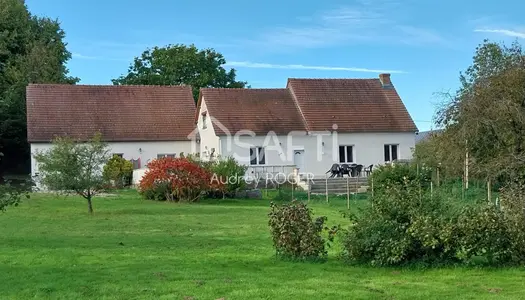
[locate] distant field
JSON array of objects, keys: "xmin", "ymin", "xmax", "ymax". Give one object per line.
[{"xmin": 0, "ymin": 190, "xmax": 523, "ymax": 299}]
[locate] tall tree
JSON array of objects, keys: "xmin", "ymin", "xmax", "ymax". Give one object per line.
[
  {"xmin": 112, "ymin": 44, "xmax": 248, "ymax": 100},
  {"xmin": 435, "ymin": 39, "xmax": 525, "ymax": 181},
  {"xmin": 0, "ymin": 0, "xmax": 78, "ymax": 179}
]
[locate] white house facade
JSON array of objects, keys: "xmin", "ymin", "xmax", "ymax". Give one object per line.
[
  {"xmin": 26, "ymin": 84, "xmax": 198, "ymax": 180},
  {"xmin": 29, "ymin": 141, "xmax": 196, "ymax": 177},
  {"xmin": 195, "ymin": 74, "xmax": 418, "ymax": 179}
]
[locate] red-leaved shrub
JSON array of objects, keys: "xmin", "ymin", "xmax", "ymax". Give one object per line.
[{"xmin": 139, "ymin": 157, "xmax": 219, "ymax": 202}]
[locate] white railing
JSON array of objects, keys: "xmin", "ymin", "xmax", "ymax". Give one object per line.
[{"xmin": 245, "ymin": 164, "xmax": 297, "ymax": 182}]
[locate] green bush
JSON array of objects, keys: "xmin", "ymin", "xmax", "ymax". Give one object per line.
[
  {"xmin": 0, "ymin": 182, "xmax": 27, "ymax": 212},
  {"xmin": 455, "ymin": 204, "xmax": 512, "ymax": 264},
  {"xmin": 342, "ymin": 176, "xmax": 525, "ymax": 266},
  {"xmin": 210, "ymin": 156, "xmax": 248, "ymax": 198},
  {"xmin": 498, "ymin": 182, "xmax": 525, "ymax": 264},
  {"xmin": 369, "ymin": 163, "xmax": 431, "ymax": 195},
  {"xmin": 268, "ymin": 201, "xmax": 336, "ymax": 261},
  {"xmin": 139, "ymin": 181, "xmax": 172, "ymax": 201},
  {"xmin": 103, "ymin": 155, "xmax": 133, "ymax": 188},
  {"xmin": 342, "ymin": 179, "xmax": 457, "ymax": 266}
]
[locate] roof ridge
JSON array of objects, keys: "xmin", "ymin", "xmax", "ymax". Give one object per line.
[
  {"xmin": 28, "ymin": 83, "xmax": 192, "ymax": 88},
  {"xmin": 201, "ymin": 87, "xmax": 287, "ymax": 91}
]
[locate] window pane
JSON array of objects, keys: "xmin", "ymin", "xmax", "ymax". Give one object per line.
[
  {"xmin": 339, "ymin": 146, "xmax": 345, "ymax": 163},
  {"xmin": 346, "ymin": 146, "xmax": 353, "ymax": 163},
  {"xmin": 157, "ymin": 154, "xmax": 164, "ymax": 159},
  {"xmin": 391, "ymin": 145, "xmax": 398, "ymax": 161},
  {"xmin": 384, "ymin": 145, "xmax": 390, "ymax": 162},
  {"xmin": 250, "ymin": 148, "xmax": 257, "ymax": 165},
  {"xmin": 258, "ymin": 147, "xmax": 265, "ymax": 165}
]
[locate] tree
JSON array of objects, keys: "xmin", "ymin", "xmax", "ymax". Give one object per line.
[
  {"xmin": 33, "ymin": 133, "xmax": 111, "ymax": 214},
  {"xmin": 103, "ymin": 155, "xmax": 133, "ymax": 188},
  {"xmin": 412, "ymin": 132, "xmax": 464, "ymax": 180},
  {"xmin": 435, "ymin": 39, "xmax": 525, "ymax": 182},
  {"xmin": 112, "ymin": 44, "xmax": 247, "ymax": 101},
  {"xmin": 0, "ymin": 0, "xmax": 78, "ymax": 180}
]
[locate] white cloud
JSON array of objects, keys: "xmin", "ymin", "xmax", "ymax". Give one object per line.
[
  {"xmin": 225, "ymin": 61, "xmax": 405, "ymax": 74},
  {"xmin": 72, "ymin": 53, "xmax": 100, "ymax": 60},
  {"xmin": 71, "ymin": 52, "xmax": 129, "ymax": 62},
  {"xmin": 253, "ymin": 1, "xmax": 447, "ymax": 49},
  {"xmin": 474, "ymin": 29, "xmax": 525, "ymax": 39}
]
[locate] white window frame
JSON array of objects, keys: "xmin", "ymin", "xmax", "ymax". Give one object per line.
[
  {"xmin": 338, "ymin": 145, "xmax": 354, "ymax": 163},
  {"xmin": 249, "ymin": 147, "xmax": 266, "ymax": 166},
  {"xmin": 384, "ymin": 144, "xmax": 399, "ymax": 162}
]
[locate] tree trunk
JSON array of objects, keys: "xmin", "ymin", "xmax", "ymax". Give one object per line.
[{"xmin": 87, "ymin": 196, "xmax": 94, "ymax": 214}]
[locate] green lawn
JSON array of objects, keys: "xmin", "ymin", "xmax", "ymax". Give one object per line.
[{"xmin": 0, "ymin": 191, "xmax": 524, "ymax": 299}]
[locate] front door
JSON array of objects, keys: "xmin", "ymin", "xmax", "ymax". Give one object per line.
[{"xmin": 294, "ymin": 150, "xmax": 305, "ymax": 171}]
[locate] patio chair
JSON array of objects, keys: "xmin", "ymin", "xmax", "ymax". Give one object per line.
[
  {"xmin": 325, "ymin": 164, "xmax": 341, "ymax": 178},
  {"xmin": 364, "ymin": 164, "xmax": 374, "ymax": 176},
  {"xmin": 352, "ymin": 164, "xmax": 363, "ymax": 177},
  {"xmin": 340, "ymin": 164, "xmax": 352, "ymax": 177}
]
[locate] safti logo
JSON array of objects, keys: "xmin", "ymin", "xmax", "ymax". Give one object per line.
[{"xmin": 188, "ymin": 116, "xmax": 342, "ymax": 163}]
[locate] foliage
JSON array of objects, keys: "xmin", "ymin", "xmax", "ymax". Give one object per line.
[
  {"xmin": 455, "ymin": 204, "xmax": 513, "ymax": 264},
  {"xmin": 210, "ymin": 156, "xmax": 248, "ymax": 198},
  {"xmin": 0, "ymin": 0, "xmax": 78, "ymax": 177},
  {"xmin": 268, "ymin": 201, "xmax": 335, "ymax": 261},
  {"xmin": 343, "ymin": 177, "xmax": 525, "ymax": 266},
  {"xmin": 435, "ymin": 39, "xmax": 525, "ymax": 181},
  {"xmin": 183, "ymin": 152, "xmax": 216, "ymax": 172},
  {"xmin": 103, "ymin": 155, "xmax": 133, "ymax": 188},
  {"xmin": 343, "ymin": 179, "xmax": 457, "ymax": 266},
  {"xmin": 368, "ymin": 162, "xmax": 431, "ymax": 195},
  {"xmin": 112, "ymin": 44, "xmax": 248, "ymax": 101},
  {"xmin": 139, "ymin": 157, "xmax": 217, "ymax": 202},
  {"xmin": 412, "ymin": 132, "xmax": 464, "ymax": 179},
  {"xmin": 0, "ymin": 182, "xmax": 29, "ymax": 212},
  {"xmin": 498, "ymin": 181, "xmax": 525, "ymax": 264},
  {"xmin": 33, "ymin": 133, "xmax": 111, "ymax": 214}
]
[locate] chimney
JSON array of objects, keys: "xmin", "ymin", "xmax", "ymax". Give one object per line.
[{"xmin": 379, "ymin": 73, "xmax": 392, "ymax": 87}]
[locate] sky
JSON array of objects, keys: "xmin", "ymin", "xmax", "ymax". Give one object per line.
[{"xmin": 25, "ymin": 0, "xmax": 525, "ymax": 132}]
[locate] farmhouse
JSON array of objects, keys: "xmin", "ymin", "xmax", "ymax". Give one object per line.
[
  {"xmin": 26, "ymin": 73, "xmax": 418, "ymax": 185},
  {"xmin": 195, "ymin": 74, "xmax": 418, "ymax": 179},
  {"xmin": 26, "ymin": 84, "xmax": 197, "ymax": 178}
]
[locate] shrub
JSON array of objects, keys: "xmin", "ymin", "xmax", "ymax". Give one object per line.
[
  {"xmin": 455, "ymin": 204, "xmax": 512, "ymax": 264},
  {"xmin": 342, "ymin": 179, "xmax": 457, "ymax": 266},
  {"xmin": 0, "ymin": 181, "xmax": 30, "ymax": 212},
  {"xmin": 498, "ymin": 181, "xmax": 525, "ymax": 264},
  {"xmin": 369, "ymin": 163, "xmax": 431, "ymax": 195},
  {"xmin": 343, "ymin": 175, "xmax": 525, "ymax": 266},
  {"xmin": 210, "ymin": 156, "xmax": 248, "ymax": 198},
  {"xmin": 268, "ymin": 201, "xmax": 335, "ymax": 261},
  {"xmin": 103, "ymin": 155, "xmax": 133, "ymax": 188},
  {"xmin": 139, "ymin": 157, "xmax": 218, "ymax": 202}
]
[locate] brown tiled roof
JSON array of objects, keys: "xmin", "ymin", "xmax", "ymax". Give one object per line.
[
  {"xmin": 287, "ymin": 77, "xmax": 418, "ymax": 133},
  {"xmin": 198, "ymin": 88, "xmax": 307, "ymax": 135},
  {"xmin": 26, "ymin": 84, "xmax": 196, "ymax": 142}
]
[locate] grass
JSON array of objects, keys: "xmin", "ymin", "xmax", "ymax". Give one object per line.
[{"xmin": 0, "ymin": 190, "xmax": 524, "ymax": 299}]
